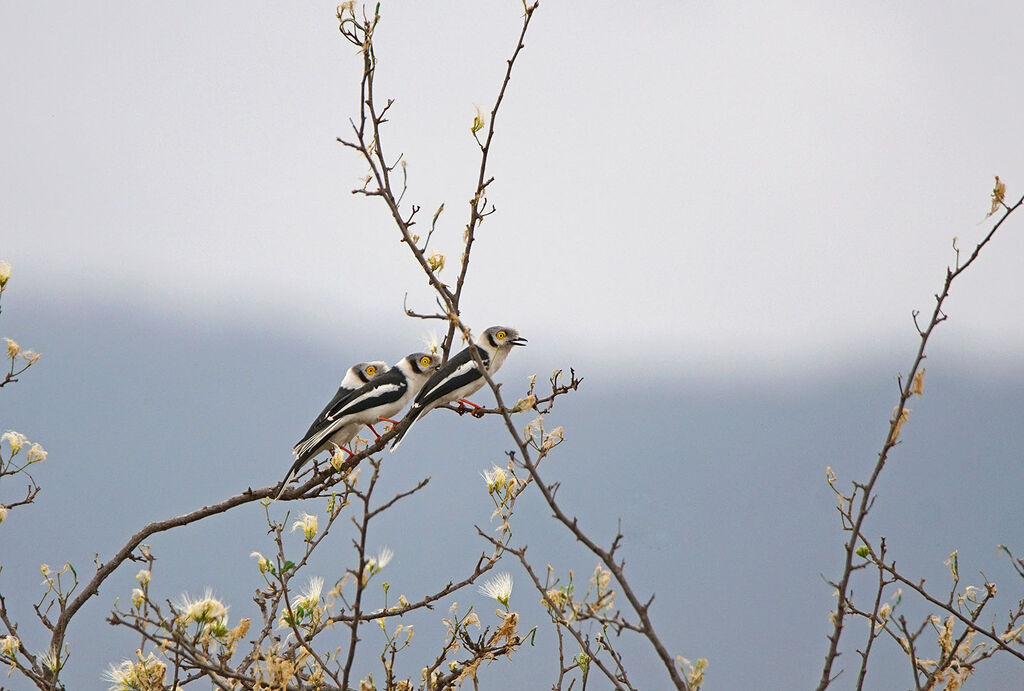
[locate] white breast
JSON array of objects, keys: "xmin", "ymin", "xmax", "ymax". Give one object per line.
[{"xmin": 488, "ymin": 346, "xmax": 511, "ymax": 374}]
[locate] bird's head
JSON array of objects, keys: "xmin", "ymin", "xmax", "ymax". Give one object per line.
[
  {"xmin": 479, "ymin": 326, "xmax": 527, "ymax": 350},
  {"xmin": 354, "ymin": 360, "xmax": 390, "ymax": 385},
  {"xmin": 401, "ymin": 352, "xmax": 443, "ymax": 377}
]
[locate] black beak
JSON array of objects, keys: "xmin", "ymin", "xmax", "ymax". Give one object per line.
[{"xmin": 510, "ymin": 336, "xmax": 528, "ymax": 347}]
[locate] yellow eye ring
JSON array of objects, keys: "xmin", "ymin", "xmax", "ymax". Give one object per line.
[
  {"xmin": 365, "ymin": 365, "xmax": 376, "ymax": 375},
  {"xmin": 496, "ymin": 330, "xmax": 507, "ymax": 340},
  {"xmin": 420, "ymin": 356, "xmax": 431, "ymax": 366}
]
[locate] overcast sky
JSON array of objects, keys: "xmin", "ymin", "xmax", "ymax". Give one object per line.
[
  {"xmin": 3, "ymin": 3, "xmax": 1024, "ymax": 688},
  {"xmin": 3, "ymin": 2, "xmax": 1024, "ymax": 376}
]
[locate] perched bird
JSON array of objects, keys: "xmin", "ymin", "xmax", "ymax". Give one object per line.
[
  {"xmin": 302, "ymin": 361, "xmax": 390, "ymax": 440},
  {"xmin": 390, "ymin": 326, "xmax": 526, "ymax": 451},
  {"xmin": 278, "ymin": 352, "xmax": 441, "ymax": 497}
]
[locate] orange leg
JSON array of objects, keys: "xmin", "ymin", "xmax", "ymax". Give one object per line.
[{"xmin": 457, "ymin": 399, "xmax": 486, "ymax": 417}]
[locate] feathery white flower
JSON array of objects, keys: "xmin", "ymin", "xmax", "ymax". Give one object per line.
[
  {"xmin": 295, "ymin": 576, "xmax": 324, "ymax": 610},
  {"xmin": 2, "ymin": 430, "xmax": 27, "ymax": 454},
  {"xmin": 40, "ymin": 646, "xmax": 61, "ymax": 673},
  {"xmin": 478, "ymin": 572, "xmax": 513, "ymax": 607},
  {"xmin": 365, "ymin": 545, "xmax": 394, "ymax": 578},
  {"xmin": 103, "ymin": 660, "xmax": 133, "ymax": 689},
  {"xmin": 421, "ymin": 330, "xmax": 441, "ymax": 355},
  {"xmin": 26, "ymin": 443, "xmax": 47, "ymax": 464},
  {"xmin": 375, "ymin": 545, "xmax": 394, "ymax": 570},
  {"xmin": 291, "ymin": 513, "xmax": 319, "ymax": 541},
  {"xmin": 103, "ymin": 652, "xmax": 166, "ymax": 691},
  {"xmin": 177, "ymin": 589, "xmax": 228, "ymax": 625},
  {"xmin": 250, "ymin": 551, "xmax": 271, "ymax": 574},
  {"xmin": 481, "ymin": 465, "xmax": 508, "ymax": 493}
]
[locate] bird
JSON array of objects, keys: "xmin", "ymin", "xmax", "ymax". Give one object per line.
[
  {"xmin": 389, "ymin": 326, "xmax": 526, "ymax": 451},
  {"xmin": 278, "ymin": 352, "xmax": 441, "ymax": 497},
  {"xmin": 301, "ymin": 360, "xmax": 389, "ymax": 441}
]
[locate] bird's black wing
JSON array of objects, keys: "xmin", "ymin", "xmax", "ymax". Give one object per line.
[
  {"xmin": 414, "ymin": 346, "xmax": 490, "ymax": 407},
  {"xmin": 293, "ymin": 369, "xmax": 406, "ymax": 450},
  {"xmin": 303, "ymin": 385, "xmax": 356, "ymax": 438},
  {"xmin": 327, "ymin": 368, "xmax": 409, "ymax": 420}
]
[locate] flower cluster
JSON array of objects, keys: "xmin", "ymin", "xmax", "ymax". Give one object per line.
[
  {"xmin": 522, "ymin": 416, "xmax": 564, "ymax": 453},
  {"xmin": 176, "ymin": 589, "xmax": 231, "ymax": 642},
  {"xmin": 103, "ymin": 651, "xmax": 169, "ymax": 691}
]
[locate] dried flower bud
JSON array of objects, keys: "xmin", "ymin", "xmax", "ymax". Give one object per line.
[
  {"xmin": 0, "ymin": 634, "xmax": 18, "ymax": 657},
  {"xmin": 427, "ymin": 251, "xmax": 445, "ymax": 273},
  {"xmin": 888, "ymin": 406, "xmax": 910, "ymax": 443},
  {"xmin": 5, "ymin": 339, "xmax": 19, "ymax": 359},
  {"xmin": 945, "ymin": 550, "xmax": 959, "ymax": 582},
  {"xmin": 988, "ymin": 175, "xmax": 1007, "ymax": 217},
  {"xmin": 512, "ymin": 394, "xmax": 537, "ymax": 413},
  {"xmin": 938, "ymin": 615, "xmax": 954, "ymax": 656},
  {"xmin": 0, "ymin": 261, "xmax": 10, "ymax": 288},
  {"xmin": 541, "ymin": 426, "xmax": 565, "ymax": 451},
  {"xmin": 337, "ymin": 2, "xmax": 355, "ymax": 19},
  {"xmin": 911, "ymin": 368, "xmax": 925, "ymax": 396}
]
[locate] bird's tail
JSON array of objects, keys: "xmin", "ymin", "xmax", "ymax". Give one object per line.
[
  {"xmin": 389, "ymin": 405, "xmax": 423, "ymax": 452},
  {"xmin": 275, "ymin": 454, "xmax": 308, "ymax": 500}
]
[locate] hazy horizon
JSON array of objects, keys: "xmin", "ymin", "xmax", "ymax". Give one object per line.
[{"xmin": 1, "ymin": 297, "xmax": 1022, "ymax": 687}]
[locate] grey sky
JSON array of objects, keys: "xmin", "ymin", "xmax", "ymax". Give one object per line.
[{"xmin": 4, "ymin": 2, "xmax": 1024, "ymax": 375}]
